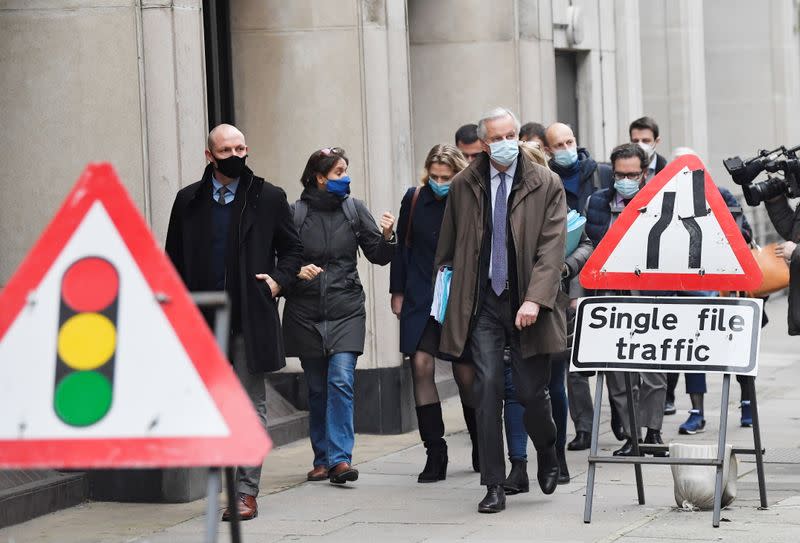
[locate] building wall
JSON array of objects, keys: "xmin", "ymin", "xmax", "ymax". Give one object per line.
[
  {"xmin": 0, "ymin": 0, "xmax": 207, "ymax": 284},
  {"xmin": 702, "ymin": 0, "xmax": 800, "ymax": 189},
  {"xmin": 408, "ymin": 0, "xmax": 636, "ymax": 169}
]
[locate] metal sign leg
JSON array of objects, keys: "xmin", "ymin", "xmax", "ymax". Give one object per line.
[
  {"xmin": 624, "ymin": 373, "xmax": 645, "ymax": 505},
  {"xmin": 225, "ymin": 467, "xmax": 242, "ymax": 543},
  {"xmin": 712, "ymin": 374, "xmax": 731, "ymax": 528},
  {"xmin": 205, "ymin": 468, "xmax": 221, "ymax": 543},
  {"xmin": 584, "ymin": 372, "xmax": 605, "ymax": 524},
  {"xmin": 747, "ymin": 376, "xmax": 768, "ymax": 509}
]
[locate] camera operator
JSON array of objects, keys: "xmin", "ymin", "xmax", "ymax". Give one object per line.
[{"xmin": 764, "ymin": 194, "xmax": 800, "ymax": 334}]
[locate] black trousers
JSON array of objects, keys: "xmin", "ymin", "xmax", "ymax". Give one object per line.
[{"xmin": 469, "ymin": 287, "xmax": 556, "ymax": 486}]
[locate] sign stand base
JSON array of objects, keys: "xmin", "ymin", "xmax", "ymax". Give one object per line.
[{"xmin": 583, "ymin": 372, "xmax": 767, "ymax": 527}]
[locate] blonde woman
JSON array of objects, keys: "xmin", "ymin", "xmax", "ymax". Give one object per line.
[{"xmin": 389, "ymin": 144, "xmax": 478, "ymax": 482}]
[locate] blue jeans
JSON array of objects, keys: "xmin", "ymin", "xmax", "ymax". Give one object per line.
[
  {"xmin": 549, "ymin": 352, "xmax": 568, "ymax": 451},
  {"xmin": 503, "ymin": 357, "xmax": 528, "ymax": 461},
  {"xmin": 301, "ymin": 352, "xmax": 358, "ymax": 469},
  {"xmin": 505, "ymin": 351, "xmax": 568, "ymax": 460}
]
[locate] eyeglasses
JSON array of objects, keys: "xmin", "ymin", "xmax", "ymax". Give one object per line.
[
  {"xmin": 613, "ymin": 171, "xmax": 643, "ymax": 181},
  {"xmin": 320, "ymin": 147, "xmax": 344, "ymax": 156}
]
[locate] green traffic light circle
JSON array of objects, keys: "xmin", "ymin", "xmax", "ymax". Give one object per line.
[{"xmin": 54, "ymin": 371, "xmax": 113, "ymax": 427}]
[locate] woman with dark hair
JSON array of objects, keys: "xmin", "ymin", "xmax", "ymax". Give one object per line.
[
  {"xmin": 283, "ymin": 147, "xmax": 396, "ymax": 485},
  {"xmin": 390, "ymin": 144, "xmax": 479, "ymax": 483}
]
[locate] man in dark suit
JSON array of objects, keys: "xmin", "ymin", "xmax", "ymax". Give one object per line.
[
  {"xmin": 165, "ymin": 124, "xmax": 303, "ymax": 521},
  {"xmin": 629, "ymin": 116, "xmax": 667, "ymax": 181}
]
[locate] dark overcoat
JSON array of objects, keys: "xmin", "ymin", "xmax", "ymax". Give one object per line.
[
  {"xmin": 390, "ymin": 184, "xmax": 447, "ymax": 355},
  {"xmin": 282, "ymin": 188, "xmax": 396, "ymax": 358},
  {"xmin": 165, "ymin": 164, "xmax": 303, "ymax": 373}
]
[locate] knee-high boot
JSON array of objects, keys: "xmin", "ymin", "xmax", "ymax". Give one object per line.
[{"xmin": 416, "ymin": 403, "xmax": 448, "ymax": 483}]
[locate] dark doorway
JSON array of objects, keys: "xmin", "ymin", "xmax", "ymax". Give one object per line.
[
  {"xmin": 555, "ymin": 50, "xmax": 579, "ymax": 141},
  {"xmin": 203, "ymin": 0, "xmax": 235, "ymax": 128}
]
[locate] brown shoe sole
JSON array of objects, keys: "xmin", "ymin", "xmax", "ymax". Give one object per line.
[{"xmin": 329, "ymin": 468, "xmax": 359, "ymax": 484}]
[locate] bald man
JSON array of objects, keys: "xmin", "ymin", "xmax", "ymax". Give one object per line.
[
  {"xmin": 544, "ymin": 123, "xmax": 610, "ymax": 213},
  {"xmin": 165, "ymin": 124, "xmax": 303, "ymax": 521}
]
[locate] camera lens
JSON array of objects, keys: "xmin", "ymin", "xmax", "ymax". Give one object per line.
[{"xmin": 744, "ymin": 177, "xmax": 786, "ymax": 206}]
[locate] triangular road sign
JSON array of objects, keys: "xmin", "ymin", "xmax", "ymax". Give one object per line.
[
  {"xmin": 0, "ymin": 163, "xmax": 271, "ymax": 469},
  {"xmin": 580, "ymin": 154, "xmax": 762, "ymax": 291}
]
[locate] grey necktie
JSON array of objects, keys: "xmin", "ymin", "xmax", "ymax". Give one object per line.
[
  {"xmin": 216, "ymin": 186, "xmax": 229, "ymax": 205},
  {"xmin": 491, "ymin": 172, "xmax": 508, "ymax": 296}
]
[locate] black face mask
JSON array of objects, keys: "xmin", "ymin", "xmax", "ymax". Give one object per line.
[{"xmin": 213, "ymin": 154, "xmax": 247, "ymax": 178}]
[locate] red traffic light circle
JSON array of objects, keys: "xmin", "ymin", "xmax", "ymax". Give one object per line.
[{"xmin": 61, "ymin": 257, "xmax": 119, "ymax": 312}]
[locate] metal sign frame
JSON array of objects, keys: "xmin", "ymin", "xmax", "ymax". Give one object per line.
[{"xmin": 582, "ymin": 371, "xmax": 767, "ymax": 527}]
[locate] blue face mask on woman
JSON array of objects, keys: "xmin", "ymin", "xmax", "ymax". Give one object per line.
[
  {"xmin": 326, "ymin": 175, "xmax": 351, "ymax": 197},
  {"xmin": 428, "ymin": 178, "xmax": 450, "ymax": 198}
]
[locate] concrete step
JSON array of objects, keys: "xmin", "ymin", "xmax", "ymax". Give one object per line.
[{"xmin": 0, "ymin": 470, "xmax": 87, "ymax": 529}]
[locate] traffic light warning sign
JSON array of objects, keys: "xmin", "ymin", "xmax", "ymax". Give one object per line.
[{"xmin": 0, "ymin": 163, "xmax": 271, "ymax": 469}]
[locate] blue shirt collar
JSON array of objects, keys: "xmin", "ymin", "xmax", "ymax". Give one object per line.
[{"xmin": 211, "ymin": 175, "xmax": 239, "ymax": 195}]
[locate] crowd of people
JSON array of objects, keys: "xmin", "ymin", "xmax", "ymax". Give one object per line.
[{"xmin": 164, "ymin": 109, "xmax": 757, "ymax": 520}]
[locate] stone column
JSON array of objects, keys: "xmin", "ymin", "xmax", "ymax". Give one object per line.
[
  {"xmin": 231, "ymin": 0, "xmax": 415, "ymax": 432},
  {"xmin": 640, "ymin": 0, "xmax": 708, "ymax": 161}
]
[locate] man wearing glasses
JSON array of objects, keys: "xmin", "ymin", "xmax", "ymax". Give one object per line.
[{"xmin": 583, "ymin": 143, "xmax": 669, "ymax": 457}]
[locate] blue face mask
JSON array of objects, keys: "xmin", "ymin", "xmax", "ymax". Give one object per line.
[
  {"xmin": 614, "ymin": 179, "xmax": 641, "ymax": 199},
  {"xmin": 553, "ymin": 146, "xmax": 578, "ymax": 168},
  {"xmin": 488, "ymin": 139, "xmax": 519, "ymax": 167},
  {"xmin": 326, "ymin": 175, "xmax": 351, "ymax": 197},
  {"xmin": 428, "ymin": 178, "xmax": 450, "ymax": 198}
]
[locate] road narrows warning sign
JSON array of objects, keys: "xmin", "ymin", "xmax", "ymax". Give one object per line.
[
  {"xmin": 0, "ymin": 163, "xmax": 271, "ymax": 469},
  {"xmin": 579, "ymin": 154, "xmax": 762, "ymax": 291}
]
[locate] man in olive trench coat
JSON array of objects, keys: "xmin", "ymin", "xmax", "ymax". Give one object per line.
[{"xmin": 434, "ymin": 108, "xmax": 568, "ymax": 513}]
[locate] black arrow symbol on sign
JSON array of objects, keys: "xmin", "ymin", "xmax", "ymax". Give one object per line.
[
  {"xmin": 679, "ymin": 169, "xmax": 707, "ymax": 269},
  {"xmin": 647, "ymin": 192, "xmax": 675, "ymax": 269},
  {"xmin": 646, "ymin": 169, "xmax": 707, "ymax": 270}
]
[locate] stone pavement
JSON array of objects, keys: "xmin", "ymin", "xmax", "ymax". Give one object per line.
[{"xmin": 1, "ymin": 296, "xmax": 799, "ymax": 542}]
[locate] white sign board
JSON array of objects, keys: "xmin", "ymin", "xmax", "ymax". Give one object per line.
[{"xmin": 570, "ymin": 296, "xmax": 761, "ymax": 376}]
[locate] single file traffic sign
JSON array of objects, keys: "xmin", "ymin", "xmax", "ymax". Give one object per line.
[
  {"xmin": 579, "ymin": 154, "xmax": 762, "ymax": 291},
  {"xmin": 571, "ymin": 296, "xmax": 761, "ymax": 375},
  {"xmin": 0, "ymin": 163, "xmax": 271, "ymax": 469}
]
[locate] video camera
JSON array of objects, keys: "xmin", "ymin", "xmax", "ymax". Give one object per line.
[{"xmin": 723, "ymin": 145, "xmax": 800, "ymax": 206}]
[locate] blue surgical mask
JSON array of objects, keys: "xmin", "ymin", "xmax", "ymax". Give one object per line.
[
  {"xmin": 488, "ymin": 139, "xmax": 519, "ymax": 167},
  {"xmin": 553, "ymin": 146, "xmax": 578, "ymax": 168},
  {"xmin": 326, "ymin": 175, "xmax": 351, "ymax": 197},
  {"xmin": 614, "ymin": 179, "xmax": 641, "ymax": 199},
  {"xmin": 428, "ymin": 178, "xmax": 450, "ymax": 198}
]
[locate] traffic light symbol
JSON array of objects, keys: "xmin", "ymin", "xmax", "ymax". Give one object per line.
[{"xmin": 54, "ymin": 257, "xmax": 119, "ymax": 427}]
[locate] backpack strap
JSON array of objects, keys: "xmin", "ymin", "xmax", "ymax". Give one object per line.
[
  {"xmin": 292, "ymin": 200, "xmax": 308, "ymax": 233},
  {"xmin": 342, "ymin": 196, "xmax": 362, "ymax": 241},
  {"xmin": 405, "ymin": 186, "xmax": 423, "ymax": 248}
]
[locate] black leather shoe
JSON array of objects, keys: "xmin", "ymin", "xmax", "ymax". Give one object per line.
[
  {"xmin": 556, "ymin": 448, "xmax": 570, "ymax": 485},
  {"xmin": 644, "ymin": 428, "xmax": 668, "ymax": 457},
  {"xmin": 567, "ymin": 431, "xmax": 591, "ymax": 451},
  {"xmin": 536, "ymin": 449, "xmax": 560, "ymax": 495},
  {"xmin": 478, "ymin": 484, "xmax": 505, "ymax": 513},
  {"xmin": 610, "ymin": 407, "xmax": 626, "ymax": 441},
  {"xmin": 503, "ymin": 460, "xmax": 529, "ymax": 495},
  {"xmin": 613, "ymin": 438, "xmax": 637, "ymax": 456}
]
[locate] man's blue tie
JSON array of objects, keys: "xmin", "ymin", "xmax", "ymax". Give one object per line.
[{"xmin": 491, "ymin": 172, "xmax": 508, "ymax": 296}]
